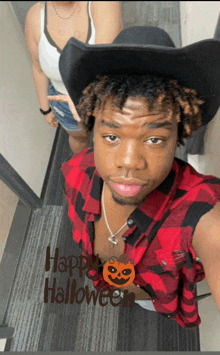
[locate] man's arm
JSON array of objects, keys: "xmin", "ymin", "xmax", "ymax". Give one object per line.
[{"xmin": 192, "ymin": 201, "xmax": 220, "ymax": 313}]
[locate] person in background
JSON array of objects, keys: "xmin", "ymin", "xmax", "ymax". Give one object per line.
[{"xmin": 25, "ymin": 1, "xmax": 123, "ymax": 153}]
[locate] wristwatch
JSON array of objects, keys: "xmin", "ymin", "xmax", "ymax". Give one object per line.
[{"xmin": 40, "ymin": 107, "xmax": 52, "ymax": 115}]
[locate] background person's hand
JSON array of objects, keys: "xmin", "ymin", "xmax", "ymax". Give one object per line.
[
  {"xmin": 48, "ymin": 94, "xmax": 81, "ymax": 122},
  {"xmin": 44, "ymin": 111, "xmax": 59, "ymax": 128}
]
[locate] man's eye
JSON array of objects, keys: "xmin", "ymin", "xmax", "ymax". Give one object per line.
[
  {"xmin": 147, "ymin": 138, "xmax": 162, "ymax": 144},
  {"xmin": 104, "ymin": 135, "xmax": 118, "ymax": 142}
]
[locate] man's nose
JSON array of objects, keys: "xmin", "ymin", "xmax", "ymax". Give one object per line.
[{"xmin": 115, "ymin": 141, "xmax": 146, "ymax": 170}]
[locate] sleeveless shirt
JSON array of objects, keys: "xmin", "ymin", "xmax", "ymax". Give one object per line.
[
  {"xmin": 38, "ymin": 1, "xmax": 96, "ymax": 94},
  {"xmin": 61, "ymin": 147, "xmax": 220, "ymax": 328}
]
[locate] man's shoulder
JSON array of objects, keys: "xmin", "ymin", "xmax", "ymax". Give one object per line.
[
  {"xmin": 175, "ymin": 158, "xmax": 220, "ymax": 195},
  {"xmin": 62, "ymin": 148, "xmax": 95, "ymax": 175},
  {"xmin": 170, "ymin": 159, "xmax": 220, "ymax": 236},
  {"xmin": 61, "ymin": 148, "xmax": 96, "ymax": 198}
]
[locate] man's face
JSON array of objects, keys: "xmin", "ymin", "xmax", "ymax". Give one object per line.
[{"xmin": 93, "ymin": 97, "xmax": 179, "ymax": 206}]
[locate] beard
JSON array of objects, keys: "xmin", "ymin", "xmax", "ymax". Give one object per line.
[{"xmin": 111, "ymin": 191, "xmax": 148, "ymax": 206}]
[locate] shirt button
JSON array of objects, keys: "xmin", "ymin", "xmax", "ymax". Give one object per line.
[
  {"xmin": 152, "ymin": 300, "xmax": 155, "ymax": 303},
  {"xmin": 167, "ymin": 315, "xmax": 171, "ymax": 318},
  {"xmin": 127, "ymin": 218, "xmax": 134, "ymax": 227},
  {"xmin": 122, "ymin": 237, "xmax": 126, "ymax": 241}
]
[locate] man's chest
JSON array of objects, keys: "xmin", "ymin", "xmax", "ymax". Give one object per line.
[{"xmin": 93, "ymin": 216, "xmax": 130, "ymax": 265}]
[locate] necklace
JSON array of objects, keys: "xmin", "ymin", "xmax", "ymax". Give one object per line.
[
  {"xmin": 52, "ymin": 1, "xmax": 77, "ymax": 20},
  {"xmin": 102, "ymin": 182, "xmax": 128, "ymax": 248}
]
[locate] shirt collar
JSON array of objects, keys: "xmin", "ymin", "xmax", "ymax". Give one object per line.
[
  {"xmin": 130, "ymin": 167, "xmax": 178, "ymax": 233},
  {"xmin": 79, "ymin": 148, "xmax": 103, "ymax": 215}
]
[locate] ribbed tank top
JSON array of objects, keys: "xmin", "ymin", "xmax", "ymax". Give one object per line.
[{"xmin": 39, "ymin": 1, "xmax": 96, "ymax": 94}]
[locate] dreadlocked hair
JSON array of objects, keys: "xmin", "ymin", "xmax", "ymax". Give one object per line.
[{"xmin": 76, "ymin": 74, "xmax": 205, "ymax": 146}]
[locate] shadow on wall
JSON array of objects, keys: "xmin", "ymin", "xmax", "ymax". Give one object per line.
[
  {"xmin": 10, "ymin": 1, "xmax": 38, "ymax": 32},
  {"xmin": 120, "ymin": 1, "xmax": 181, "ymax": 47},
  {"xmin": 214, "ymin": 13, "xmax": 220, "ymax": 39}
]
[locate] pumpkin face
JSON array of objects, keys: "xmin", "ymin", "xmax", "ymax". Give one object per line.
[{"xmin": 103, "ymin": 257, "xmax": 135, "ymax": 288}]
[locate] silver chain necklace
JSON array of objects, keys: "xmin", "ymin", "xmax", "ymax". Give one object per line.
[
  {"xmin": 52, "ymin": 1, "xmax": 77, "ymax": 20},
  {"xmin": 102, "ymin": 182, "xmax": 128, "ymax": 248}
]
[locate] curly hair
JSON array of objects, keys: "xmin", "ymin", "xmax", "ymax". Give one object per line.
[{"xmin": 76, "ymin": 74, "xmax": 205, "ymax": 146}]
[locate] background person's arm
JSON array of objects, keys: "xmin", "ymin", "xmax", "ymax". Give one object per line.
[
  {"xmin": 91, "ymin": 1, "xmax": 123, "ymax": 44},
  {"xmin": 25, "ymin": 3, "xmax": 58, "ymax": 128}
]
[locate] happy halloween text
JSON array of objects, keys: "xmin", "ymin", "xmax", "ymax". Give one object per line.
[{"xmin": 44, "ymin": 246, "xmax": 135, "ymax": 307}]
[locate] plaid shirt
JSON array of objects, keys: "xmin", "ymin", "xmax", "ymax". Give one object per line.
[{"xmin": 62, "ymin": 147, "xmax": 220, "ymax": 328}]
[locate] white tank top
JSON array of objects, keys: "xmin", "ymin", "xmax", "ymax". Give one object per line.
[{"xmin": 38, "ymin": 1, "xmax": 96, "ymax": 94}]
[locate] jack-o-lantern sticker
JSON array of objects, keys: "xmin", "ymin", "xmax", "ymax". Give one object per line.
[{"xmin": 103, "ymin": 254, "xmax": 135, "ymax": 288}]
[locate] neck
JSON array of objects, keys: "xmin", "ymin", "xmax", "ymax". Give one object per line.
[
  {"xmin": 103, "ymin": 183, "xmax": 137, "ymax": 216},
  {"xmin": 52, "ymin": 1, "xmax": 76, "ymax": 9}
]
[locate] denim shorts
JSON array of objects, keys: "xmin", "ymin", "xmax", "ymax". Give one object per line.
[{"xmin": 48, "ymin": 84, "xmax": 82, "ymax": 132}]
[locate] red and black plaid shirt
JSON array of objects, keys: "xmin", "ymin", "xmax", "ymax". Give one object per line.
[{"xmin": 62, "ymin": 147, "xmax": 220, "ymax": 328}]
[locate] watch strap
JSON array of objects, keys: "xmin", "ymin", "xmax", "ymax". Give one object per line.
[{"xmin": 40, "ymin": 107, "xmax": 52, "ymax": 115}]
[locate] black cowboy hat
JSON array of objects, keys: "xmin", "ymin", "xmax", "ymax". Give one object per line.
[{"xmin": 59, "ymin": 26, "xmax": 220, "ymax": 125}]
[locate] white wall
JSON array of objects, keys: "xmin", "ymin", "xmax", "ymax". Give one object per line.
[
  {"xmin": 180, "ymin": 2, "xmax": 220, "ymax": 351},
  {"xmin": 180, "ymin": 1, "xmax": 220, "ymax": 46},
  {"xmin": 0, "ymin": 2, "xmax": 56, "ymax": 197}
]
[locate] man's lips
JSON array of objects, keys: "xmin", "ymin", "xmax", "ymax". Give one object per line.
[{"xmin": 112, "ymin": 182, "xmax": 145, "ymax": 196}]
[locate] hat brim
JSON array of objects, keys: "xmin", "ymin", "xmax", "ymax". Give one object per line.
[{"xmin": 59, "ymin": 37, "xmax": 220, "ymax": 125}]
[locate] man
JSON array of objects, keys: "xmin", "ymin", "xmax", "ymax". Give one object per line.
[{"xmin": 59, "ymin": 26, "xmax": 220, "ymax": 328}]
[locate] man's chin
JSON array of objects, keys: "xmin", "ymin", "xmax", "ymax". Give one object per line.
[{"xmin": 111, "ymin": 191, "xmax": 147, "ymax": 206}]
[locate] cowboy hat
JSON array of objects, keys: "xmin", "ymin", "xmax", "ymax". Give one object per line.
[{"xmin": 59, "ymin": 26, "xmax": 220, "ymax": 125}]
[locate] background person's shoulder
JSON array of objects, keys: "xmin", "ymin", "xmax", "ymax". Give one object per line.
[
  {"xmin": 25, "ymin": 2, "xmax": 42, "ymax": 43},
  {"xmin": 26, "ymin": 1, "xmax": 41, "ymax": 21}
]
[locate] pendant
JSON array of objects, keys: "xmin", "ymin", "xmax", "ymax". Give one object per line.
[
  {"xmin": 58, "ymin": 30, "xmax": 66, "ymax": 36},
  {"xmin": 108, "ymin": 236, "xmax": 118, "ymax": 247}
]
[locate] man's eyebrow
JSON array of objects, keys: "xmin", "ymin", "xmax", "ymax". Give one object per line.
[
  {"xmin": 100, "ymin": 120, "xmax": 121, "ymax": 128},
  {"xmin": 99, "ymin": 119, "xmax": 173, "ymax": 130},
  {"xmin": 144, "ymin": 120, "xmax": 173, "ymax": 130}
]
